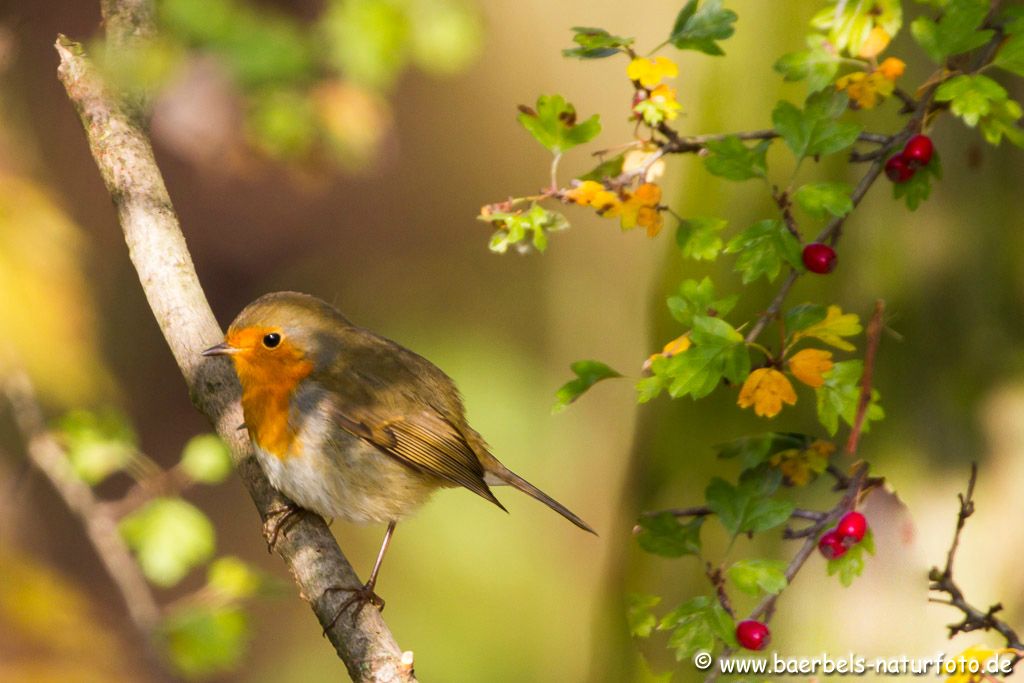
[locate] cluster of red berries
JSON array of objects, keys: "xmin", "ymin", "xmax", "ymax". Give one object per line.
[
  {"xmin": 817, "ymin": 510, "xmax": 868, "ymax": 560},
  {"xmin": 884, "ymin": 134, "xmax": 934, "ymax": 183}
]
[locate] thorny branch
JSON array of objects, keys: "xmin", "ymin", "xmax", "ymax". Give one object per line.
[{"xmin": 929, "ymin": 464, "xmax": 1024, "ymax": 666}]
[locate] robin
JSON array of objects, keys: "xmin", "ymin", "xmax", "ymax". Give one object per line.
[{"xmin": 203, "ymin": 291, "xmax": 595, "ymax": 615}]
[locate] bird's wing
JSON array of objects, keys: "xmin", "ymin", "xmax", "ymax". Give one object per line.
[
  {"xmin": 330, "ymin": 404, "xmax": 505, "ymax": 509},
  {"xmin": 315, "ymin": 324, "xmax": 504, "ymax": 509}
]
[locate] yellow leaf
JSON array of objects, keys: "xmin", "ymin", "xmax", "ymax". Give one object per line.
[
  {"xmin": 858, "ymin": 26, "xmax": 891, "ymax": 58},
  {"xmin": 662, "ymin": 333, "xmax": 691, "ymax": 357},
  {"xmin": 565, "ymin": 180, "xmax": 621, "ymax": 213},
  {"xmin": 945, "ymin": 645, "xmax": 1017, "ymax": 683},
  {"xmin": 605, "ymin": 183, "xmax": 662, "ymax": 232},
  {"xmin": 639, "ymin": 206, "xmax": 663, "ymax": 237},
  {"xmin": 644, "ymin": 333, "xmax": 691, "ymax": 372},
  {"xmin": 788, "ymin": 348, "xmax": 834, "ymax": 388},
  {"xmin": 738, "ymin": 368, "xmax": 797, "ymax": 418},
  {"xmin": 626, "ymin": 56, "xmax": 678, "ymax": 88},
  {"xmin": 878, "ymin": 57, "xmax": 906, "ymax": 81},
  {"xmin": 793, "ymin": 305, "xmax": 862, "ymax": 351},
  {"xmin": 769, "ymin": 440, "xmax": 832, "ymax": 486},
  {"xmin": 633, "ymin": 183, "xmax": 662, "ymax": 207}
]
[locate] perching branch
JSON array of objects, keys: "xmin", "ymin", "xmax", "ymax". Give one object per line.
[
  {"xmin": 2, "ymin": 370, "xmax": 162, "ymax": 635},
  {"xmin": 929, "ymin": 464, "xmax": 1024, "ymax": 664},
  {"xmin": 54, "ymin": 9, "xmax": 415, "ymax": 682}
]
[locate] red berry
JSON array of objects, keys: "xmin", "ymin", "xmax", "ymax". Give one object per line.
[
  {"xmin": 818, "ymin": 529, "xmax": 848, "ymax": 559},
  {"xmin": 836, "ymin": 511, "xmax": 868, "ymax": 544},
  {"xmin": 736, "ymin": 620, "xmax": 771, "ymax": 651},
  {"xmin": 802, "ymin": 243, "xmax": 837, "ymax": 274},
  {"xmin": 902, "ymin": 134, "xmax": 934, "ymax": 167},
  {"xmin": 884, "ymin": 153, "xmax": 915, "ymax": 183}
]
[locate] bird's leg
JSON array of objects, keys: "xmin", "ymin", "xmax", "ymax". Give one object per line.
[
  {"xmin": 323, "ymin": 521, "xmax": 396, "ymax": 634},
  {"xmin": 262, "ymin": 500, "xmax": 305, "ymax": 553}
]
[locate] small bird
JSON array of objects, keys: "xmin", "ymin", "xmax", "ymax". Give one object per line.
[{"xmin": 203, "ymin": 291, "xmax": 594, "ymax": 614}]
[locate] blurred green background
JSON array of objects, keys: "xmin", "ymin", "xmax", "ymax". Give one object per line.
[{"xmin": 1, "ymin": 1, "xmax": 1023, "ymax": 681}]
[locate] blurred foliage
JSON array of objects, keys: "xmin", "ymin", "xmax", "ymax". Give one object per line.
[
  {"xmin": 0, "ymin": 548, "xmax": 139, "ymax": 682},
  {"xmin": 179, "ymin": 433, "xmax": 233, "ymax": 484},
  {"xmin": 94, "ymin": 0, "xmax": 482, "ymax": 170},
  {"xmin": 121, "ymin": 497, "xmax": 217, "ymax": 587},
  {"xmin": 57, "ymin": 408, "xmax": 137, "ymax": 485},
  {"xmin": 0, "ymin": 173, "xmax": 111, "ymax": 405}
]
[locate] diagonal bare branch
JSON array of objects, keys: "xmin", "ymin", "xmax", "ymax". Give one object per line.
[{"xmin": 53, "ymin": 10, "xmax": 416, "ymax": 681}]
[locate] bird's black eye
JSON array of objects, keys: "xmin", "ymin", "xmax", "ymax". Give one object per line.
[{"xmin": 262, "ymin": 333, "xmax": 281, "ymax": 349}]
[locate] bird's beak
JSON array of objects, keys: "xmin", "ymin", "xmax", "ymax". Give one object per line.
[{"xmin": 202, "ymin": 342, "xmax": 237, "ymax": 357}]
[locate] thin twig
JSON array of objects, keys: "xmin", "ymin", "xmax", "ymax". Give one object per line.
[
  {"xmin": 845, "ymin": 300, "xmax": 884, "ymax": 455},
  {"xmin": 2, "ymin": 371, "xmax": 162, "ymax": 633},
  {"xmin": 639, "ymin": 505, "xmax": 826, "ymax": 522},
  {"xmin": 749, "ymin": 463, "xmax": 868, "ymax": 623},
  {"xmin": 929, "ymin": 465, "xmax": 1024, "ymax": 665}
]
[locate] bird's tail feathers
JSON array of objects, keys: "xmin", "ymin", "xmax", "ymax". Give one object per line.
[{"xmin": 485, "ymin": 464, "xmax": 597, "ymax": 535}]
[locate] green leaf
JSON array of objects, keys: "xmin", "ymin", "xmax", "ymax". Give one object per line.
[
  {"xmin": 627, "ymin": 593, "xmax": 661, "ymax": 638},
  {"xmin": 792, "ymin": 305, "xmax": 862, "ymax": 351},
  {"xmin": 724, "ymin": 219, "xmax": 803, "ymax": 284},
  {"xmin": 481, "ymin": 202, "xmax": 569, "ymax": 254},
  {"xmin": 668, "ymin": 0, "xmax": 738, "ymax": 56},
  {"xmin": 676, "ymin": 217, "xmax": 727, "ymax": 261},
  {"xmin": 636, "ymin": 372, "xmax": 668, "ymax": 404},
  {"xmin": 935, "ymin": 74, "xmax": 1008, "ymax": 127},
  {"xmin": 180, "ymin": 434, "xmax": 233, "ymax": 484},
  {"xmin": 784, "ymin": 303, "xmax": 828, "ymax": 335},
  {"xmin": 810, "ymin": 0, "xmax": 903, "ymax": 57},
  {"xmin": 648, "ymin": 312, "xmax": 747, "ymax": 400},
  {"xmin": 994, "ymin": 29, "xmax": 1024, "ymax": 76},
  {"xmin": 553, "ymin": 360, "xmax": 622, "ymax": 413},
  {"xmin": 56, "ymin": 408, "xmax": 137, "ymax": 485},
  {"xmin": 161, "ymin": 605, "xmax": 249, "ymax": 678},
  {"xmin": 669, "ymin": 347, "xmax": 749, "ymax": 399},
  {"xmin": 727, "ymin": 559, "xmax": 788, "ymax": 596},
  {"xmin": 705, "ymin": 477, "xmax": 795, "ymax": 537},
  {"xmin": 637, "ymin": 513, "xmax": 703, "ymax": 557},
  {"xmin": 910, "ymin": 0, "xmax": 993, "ymax": 64},
  {"xmin": 772, "ymin": 91, "xmax": 862, "ymax": 161},
  {"xmin": 517, "ymin": 94, "xmax": 601, "ymax": 154},
  {"xmin": 774, "ymin": 36, "xmax": 842, "ymax": 93},
  {"xmin": 658, "ymin": 596, "xmax": 736, "ymax": 660},
  {"xmin": 826, "ymin": 529, "xmax": 875, "ymax": 587},
  {"xmin": 815, "ymin": 360, "xmax": 884, "ymax": 435},
  {"xmin": 563, "ymin": 26, "xmax": 634, "ymax": 59},
  {"xmin": 121, "ymin": 498, "xmax": 216, "ymax": 587},
  {"xmin": 666, "ymin": 277, "xmax": 738, "ymax": 327},
  {"xmin": 702, "ymin": 136, "xmax": 770, "ymax": 181},
  {"xmin": 794, "ymin": 182, "xmax": 853, "ymax": 220},
  {"xmin": 893, "ymin": 152, "xmax": 942, "ymax": 210},
  {"xmin": 578, "ymin": 154, "xmax": 625, "ymax": 182},
  {"xmin": 980, "ymin": 98, "xmax": 1024, "ymax": 147},
  {"xmin": 715, "ymin": 432, "xmax": 810, "ymax": 471}
]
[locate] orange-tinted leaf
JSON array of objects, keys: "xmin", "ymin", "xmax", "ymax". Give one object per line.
[
  {"xmin": 738, "ymin": 368, "xmax": 797, "ymax": 418},
  {"xmin": 788, "ymin": 348, "xmax": 834, "ymax": 388}
]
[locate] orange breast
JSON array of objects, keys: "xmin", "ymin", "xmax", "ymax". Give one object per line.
[{"xmin": 233, "ymin": 345, "xmax": 314, "ymax": 460}]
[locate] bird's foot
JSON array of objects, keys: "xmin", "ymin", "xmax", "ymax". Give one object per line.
[
  {"xmin": 322, "ymin": 583, "xmax": 386, "ymax": 635},
  {"xmin": 262, "ymin": 502, "xmax": 304, "ymax": 553}
]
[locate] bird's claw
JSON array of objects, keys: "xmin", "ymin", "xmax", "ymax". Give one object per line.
[
  {"xmin": 322, "ymin": 584, "xmax": 386, "ymax": 635},
  {"xmin": 263, "ymin": 502, "xmax": 303, "ymax": 553}
]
